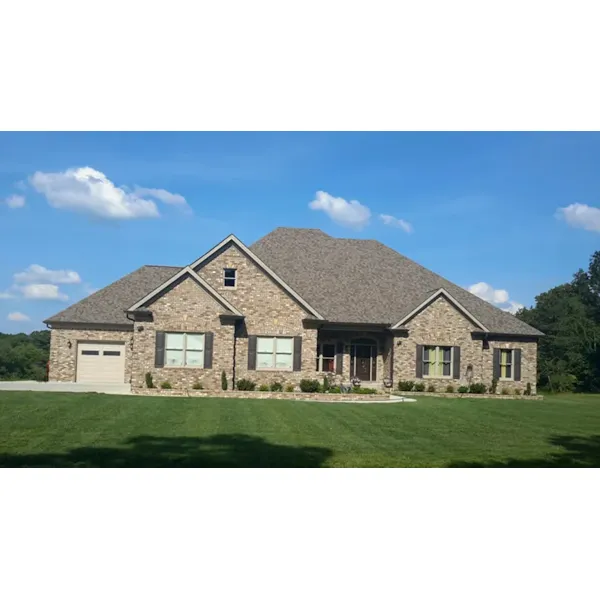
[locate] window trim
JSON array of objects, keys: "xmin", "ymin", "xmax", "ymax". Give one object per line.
[
  {"xmin": 422, "ymin": 345, "xmax": 453, "ymax": 379},
  {"xmin": 316, "ymin": 342, "xmax": 336, "ymax": 373},
  {"xmin": 223, "ymin": 268, "xmax": 237, "ymax": 288},
  {"xmin": 164, "ymin": 332, "xmax": 205, "ymax": 369},
  {"xmin": 499, "ymin": 348, "xmax": 514, "ymax": 381},
  {"xmin": 256, "ymin": 336, "xmax": 294, "ymax": 371}
]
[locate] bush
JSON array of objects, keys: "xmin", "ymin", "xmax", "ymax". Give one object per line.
[
  {"xmin": 321, "ymin": 376, "xmax": 331, "ymax": 392},
  {"xmin": 514, "ymin": 388, "xmax": 521, "ymax": 396},
  {"xmin": 501, "ymin": 387, "xmax": 510, "ymax": 395},
  {"xmin": 468, "ymin": 383, "xmax": 487, "ymax": 394},
  {"xmin": 258, "ymin": 384, "xmax": 269, "ymax": 391},
  {"xmin": 160, "ymin": 381, "xmax": 172, "ymax": 390},
  {"xmin": 192, "ymin": 381, "xmax": 203, "ymax": 390},
  {"xmin": 285, "ymin": 384, "xmax": 295, "ymax": 393},
  {"xmin": 221, "ymin": 370, "xmax": 228, "ymax": 391},
  {"xmin": 270, "ymin": 382, "xmax": 283, "ymax": 392},
  {"xmin": 237, "ymin": 378, "xmax": 256, "ymax": 391},
  {"xmin": 329, "ymin": 386, "xmax": 341, "ymax": 394},
  {"xmin": 524, "ymin": 382, "xmax": 532, "ymax": 396},
  {"xmin": 445, "ymin": 384, "xmax": 455, "ymax": 393},
  {"xmin": 414, "ymin": 382, "xmax": 426, "ymax": 392},
  {"xmin": 427, "ymin": 383, "xmax": 436, "ymax": 392},
  {"xmin": 398, "ymin": 380, "xmax": 414, "ymax": 391},
  {"xmin": 350, "ymin": 387, "xmax": 378, "ymax": 394},
  {"xmin": 490, "ymin": 378, "xmax": 498, "ymax": 394},
  {"xmin": 145, "ymin": 372, "xmax": 154, "ymax": 388},
  {"xmin": 457, "ymin": 385, "xmax": 469, "ymax": 394},
  {"xmin": 299, "ymin": 379, "xmax": 320, "ymax": 393}
]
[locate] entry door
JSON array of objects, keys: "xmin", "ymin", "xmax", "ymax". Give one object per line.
[
  {"xmin": 352, "ymin": 344, "xmax": 376, "ymax": 381},
  {"xmin": 76, "ymin": 342, "xmax": 126, "ymax": 383}
]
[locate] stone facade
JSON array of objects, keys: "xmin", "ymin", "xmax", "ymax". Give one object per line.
[
  {"xmin": 49, "ymin": 326, "xmax": 132, "ymax": 383},
  {"xmin": 48, "ymin": 245, "xmax": 538, "ymax": 395},
  {"xmin": 130, "ymin": 276, "xmax": 236, "ymax": 391},
  {"xmin": 393, "ymin": 296, "xmax": 537, "ymax": 393}
]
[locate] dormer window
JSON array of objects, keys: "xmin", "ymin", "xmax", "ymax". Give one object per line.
[{"xmin": 223, "ymin": 268, "xmax": 237, "ymax": 287}]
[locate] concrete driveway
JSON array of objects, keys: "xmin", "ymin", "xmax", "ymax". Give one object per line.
[{"xmin": 0, "ymin": 381, "xmax": 132, "ymax": 395}]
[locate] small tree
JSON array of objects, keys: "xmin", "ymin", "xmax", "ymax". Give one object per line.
[
  {"xmin": 145, "ymin": 372, "xmax": 154, "ymax": 388},
  {"xmin": 221, "ymin": 370, "xmax": 228, "ymax": 391}
]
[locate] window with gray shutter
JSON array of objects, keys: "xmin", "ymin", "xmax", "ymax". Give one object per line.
[
  {"xmin": 155, "ymin": 331, "xmax": 165, "ymax": 368},
  {"xmin": 513, "ymin": 349, "xmax": 522, "ymax": 381},
  {"xmin": 293, "ymin": 336, "xmax": 302, "ymax": 371},
  {"xmin": 453, "ymin": 346, "xmax": 461, "ymax": 379},
  {"xmin": 248, "ymin": 335, "xmax": 257, "ymax": 370},
  {"xmin": 204, "ymin": 332, "xmax": 214, "ymax": 369},
  {"xmin": 415, "ymin": 344, "xmax": 423, "ymax": 378}
]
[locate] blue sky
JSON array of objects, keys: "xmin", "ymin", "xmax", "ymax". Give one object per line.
[{"xmin": 0, "ymin": 132, "xmax": 598, "ymax": 333}]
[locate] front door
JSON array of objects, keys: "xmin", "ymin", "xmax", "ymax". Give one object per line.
[{"xmin": 352, "ymin": 344, "xmax": 376, "ymax": 381}]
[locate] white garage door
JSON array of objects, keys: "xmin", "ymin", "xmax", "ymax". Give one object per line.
[{"xmin": 76, "ymin": 342, "xmax": 126, "ymax": 384}]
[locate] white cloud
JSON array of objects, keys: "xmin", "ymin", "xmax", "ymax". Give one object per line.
[
  {"xmin": 8, "ymin": 312, "xmax": 30, "ymax": 322},
  {"xmin": 556, "ymin": 203, "xmax": 600, "ymax": 232},
  {"xmin": 468, "ymin": 282, "xmax": 524, "ymax": 314},
  {"xmin": 379, "ymin": 214, "xmax": 413, "ymax": 233},
  {"xmin": 0, "ymin": 291, "xmax": 16, "ymax": 299},
  {"xmin": 18, "ymin": 284, "xmax": 68, "ymax": 301},
  {"xmin": 30, "ymin": 167, "xmax": 160, "ymax": 220},
  {"xmin": 3, "ymin": 194, "xmax": 25, "ymax": 209},
  {"xmin": 135, "ymin": 187, "xmax": 188, "ymax": 207},
  {"xmin": 14, "ymin": 264, "xmax": 81, "ymax": 285},
  {"xmin": 309, "ymin": 190, "xmax": 371, "ymax": 229}
]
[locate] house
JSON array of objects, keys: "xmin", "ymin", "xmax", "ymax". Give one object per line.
[{"xmin": 45, "ymin": 227, "xmax": 542, "ymax": 393}]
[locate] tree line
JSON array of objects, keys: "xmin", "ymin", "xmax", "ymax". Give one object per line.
[
  {"xmin": 517, "ymin": 250, "xmax": 600, "ymax": 393},
  {"xmin": 0, "ymin": 330, "xmax": 50, "ymax": 381}
]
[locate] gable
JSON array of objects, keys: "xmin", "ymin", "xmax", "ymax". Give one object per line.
[{"xmin": 194, "ymin": 242, "xmax": 312, "ymax": 324}]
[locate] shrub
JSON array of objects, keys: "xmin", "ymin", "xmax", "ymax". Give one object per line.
[
  {"xmin": 350, "ymin": 387, "xmax": 378, "ymax": 394},
  {"xmin": 524, "ymin": 382, "xmax": 532, "ymax": 396},
  {"xmin": 237, "ymin": 378, "xmax": 256, "ymax": 391},
  {"xmin": 299, "ymin": 379, "xmax": 320, "ymax": 393},
  {"xmin": 414, "ymin": 382, "xmax": 426, "ymax": 392},
  {"xmin": 321, "ymin": 376, "xmax": 330, "ymax": 392},
  {"xmin": 490, "ymin": 378, "xmax": 498, "ymax": 394},
  {"xmin": 258, "ymin": 384, "xmax": 269, "ymax": 391},
  {"xmin": 514, "ymin": 388, "xmax": 521, "ymax": 396},
  {"xmin": 427, "ymin": 383, "xmax": 436, "ymax": 393},
  {"xmin": 145, "ymin": 372, "xmax": 154, "ymax": 389},
  {"xmin": 270, "ymin": 382, "xmax": 283, "ymax": 392},
  {"xmin": 329, "ymin": 386, "xmax": 341, "ymax": 394},
  {"xmin": 501, "ymin": 387, "xmax": 510, "ymax": 395},
  {"xmin": 285, "ymin": 384, "xmax": 295, "ymax": 393},
  {"xmin": 398, "ymin": 380, "xmax": 414, "ymax": 392},
  {"xmin": 192, "ymin": 381, "xmax": 203, "ymax": 390},
  {"xmin": 457, "ymin": 385, "xmax": 469, "ymax": 394},
  {"xmin": 445, "ymin": 384, "xmax": 455, "ymax": 393},
  {"xmin": 468, "ymin": 383, "xmax": 487, "ymax": 394},
  {"xmin": 221, "ymin": 370, "xmax": 228, "ymax": 391},
  {"xmin": 160, "ymin": 381, "xmax": 172, "ymax": 390}
]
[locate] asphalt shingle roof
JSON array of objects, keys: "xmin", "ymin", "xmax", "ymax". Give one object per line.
[
  {"xmin": 45, "ymin": 266, "xmax": 181, "ymax": 326},
  {"xmin": 250, "ymin": 227, "xmax": 542, "ymax": 336}
]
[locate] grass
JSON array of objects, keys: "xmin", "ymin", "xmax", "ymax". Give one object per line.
[{"xmin": 0, "ymin": 391, "xmax": 599, "ymax": 467}]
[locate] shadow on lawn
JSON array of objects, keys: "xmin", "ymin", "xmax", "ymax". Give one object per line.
[
  {"xmin": 450, "ymin": 434, "xmax": 600, "ymax": 468},
  {"xmin": 0, "ymin": 434, "xmax": 333, "ymax": 468}
]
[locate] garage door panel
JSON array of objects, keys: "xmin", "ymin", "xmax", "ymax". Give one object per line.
[{"xmin": 77, "ymin": 342, "xmax": 126, "ymax": 383}]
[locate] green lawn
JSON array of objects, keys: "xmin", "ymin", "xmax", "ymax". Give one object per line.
[{"xmin": 1, "ymin": 391, "xmax": 599, "ymax": 467}]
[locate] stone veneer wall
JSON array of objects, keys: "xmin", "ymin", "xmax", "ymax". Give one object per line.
[
  {"xmin": 196, "ymin": 243, "xmax": 317, "ymax": 387},
  {"xmin": 48, "ymin": 326, "xmax": 133, "ymax": 383},
  {"xmin": 393, "ymin": 296, "xmax": 537, "ymax": 393},
  {"xmin": 131, "ymin": 276, "xmax": 235, "ymax": 390}
]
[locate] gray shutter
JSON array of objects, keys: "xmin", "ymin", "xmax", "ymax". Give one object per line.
[
  {"xmin": 293, "ymin": 336, "xmax": 302, "ymax": 371},
  {"xmin": 493, "ymin": 348, "xmax": 501, "ymax": 380},
  {"xmin": 513, "ymin": 349, "xmax": 522, "ymax": 381},
  {"xmin": 155, "ymin": 331, "xmax": 165, "ymax": 368},
  {"xmin": 204, "ymin": 332, "xmax": 214, "ymax": 369},
  {"xmin": 453, "ymin": 346, "xmax": 461, "ymax": 379},
  {"xmin": 415, "ymin": 344, "xmax": 423, "ymax": 378},
  {"xmin": 248, "ymin": 335, "xmax": 257, "ymax": 370},
  {"xmin": 372, "ymin": 346, "xmax": 377, "ymax": 381},
  {"xmin": 336, "ymin": 342, "xmax": 344, "ymax": 374}
]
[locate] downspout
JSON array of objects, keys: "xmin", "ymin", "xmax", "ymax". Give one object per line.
[{"xmin": 126, "ymin": 312, "xmax": 135, "ymax": 386}]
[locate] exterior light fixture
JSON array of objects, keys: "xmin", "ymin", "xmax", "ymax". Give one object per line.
[
  {"xmin": 67, "ymin": 340, "xmax": 72, "ymax": 349},
  {"xmin": 383, "ymin": 377, "xmax": 393, "ymax": 388}
]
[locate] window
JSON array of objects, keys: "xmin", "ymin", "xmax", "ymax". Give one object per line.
[
  {"xmin": 165, "ymin": 333, "xmax": 204, "ymax": 367},
  {"xmin": 423, "ymin": 346, "xmax": 452, "ymax": 378},
  {"xmin": 256, "ymin": 337, "xmax": 293, "ymax": 370},
  {"xmin": 316, "ymin": 343, "xmax": 336, "ymax": 372},
  {"xmin": 500, "ymin": 349, "xmax": 513, "ymax": 380},
  {"xmin": 81, "ymin": 350, "xmax": 99, "ymax": 356},
  {"xmin": 223, "ymin": 268, "xmax": 237, "ymax": 287},
  {"xmin": 103, "ymin": 350, "xmax": 121, "ymax": 356}
]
